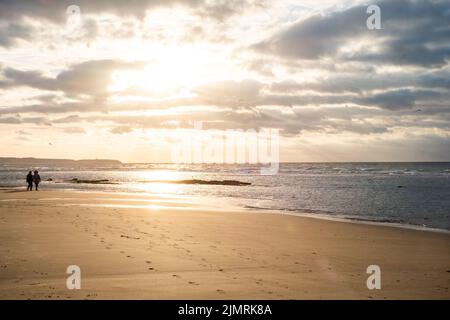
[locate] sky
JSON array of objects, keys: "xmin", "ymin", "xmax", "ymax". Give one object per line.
[{"xmin": 0, "ymin": 0, "xmax": 449, "ymax": 163}]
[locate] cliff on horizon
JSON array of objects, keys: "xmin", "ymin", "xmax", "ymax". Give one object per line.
[{"xmin": 0, "ymin": 157, "xmax": 123, "ymax": 168}]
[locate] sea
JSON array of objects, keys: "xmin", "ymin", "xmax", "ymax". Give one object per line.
[{"xmin": 1, "ymin": 162, "xmax": 449, "ymax": 231}]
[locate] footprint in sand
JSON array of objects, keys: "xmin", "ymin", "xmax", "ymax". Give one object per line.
[
  {"xmin": 27, "ymin": 282, "xmax": 41, "ymax": 286},
  {"xmin": 120, "ymin": 234, "xmax": 141, "ymax": 240}
]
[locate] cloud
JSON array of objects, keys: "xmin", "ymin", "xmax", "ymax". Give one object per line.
[
  {"xmin": 355, "ymin": 89, "xmax": 442, "ymax": 110},
  {"xmin": 0, "ymin": 0, "xmax": 259, "ymax": 23},
  {"xmin": 194, "ymin": 80, "xmax": 264, "ymax": 106},
  {"xmin": 0, "ymin": 117, "xmax": 22, "ymax": 124},
  {"xmin": 253, "ymin": 5, "xmax": 367, "ymax": 60},
  {"xmin": 0, "ymin": 60, "xmax": 144, "ymax": 97},
  {"xmin": 0, "ymin": 22, "xmax": 33, "ymax": 47},
  {"xmin": 110, "ymin": 126, "xmax": 133, "ymax": 134},
  {"xmin": 0, "ymin": 1, "xmax": 183, "ymax": 22},
  {"xmin": 271, "ymin": 71, "xmax": 450, "ymax": 94},
  {"xmin": 0, "ymin": 116, "xmax": 50, "ymax": 125},
  {"xmin": 63, "ymin": 127, "xmax": 86, "ymax": 134},
  {"xmin": 254, "ymin": 0, "xmax": 450, "ymax": 67}
]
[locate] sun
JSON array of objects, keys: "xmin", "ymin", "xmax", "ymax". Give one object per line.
[{"xmin": 109, "ymin": 45, "xmax": 217, "ymax": 97}]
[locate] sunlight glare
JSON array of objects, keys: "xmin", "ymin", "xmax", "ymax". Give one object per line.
[{"xmin": 110, "ymin": 46, "xmax": 215, "ymax": 96}]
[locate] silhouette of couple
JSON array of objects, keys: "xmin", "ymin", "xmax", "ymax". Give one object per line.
[{"xmin": 26, "ymin": 171, "xmax": 41, "ymax": 191}]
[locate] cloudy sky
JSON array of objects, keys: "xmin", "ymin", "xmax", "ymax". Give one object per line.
[{"xmin": 0, "ymin": 0, "xmax": 449, "ymax": 162}]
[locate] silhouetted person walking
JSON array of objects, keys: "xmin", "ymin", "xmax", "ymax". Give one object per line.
[
  {"xmin": 26, "ymin": 171, "xmax": 33, "ymax": 191},
  {"xmin": 33, "ymin": 170, "xmax": 41, "ymax": 191}
]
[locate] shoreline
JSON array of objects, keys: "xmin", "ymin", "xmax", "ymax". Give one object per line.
[
  {"xmin": 251, "ymin": 208, "xmax": 450, "ymax": 235},
  {"xmin": 2, "ymin": 186, "xmax": 449, "ymax": 234}
]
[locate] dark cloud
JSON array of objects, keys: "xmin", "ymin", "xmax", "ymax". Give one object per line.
[
  {"xmin": 0, "ymin": 22, "xmax": 33, "ymax": 47},
  {"xmin": 253, "ymin": 5, "xmax": 367, "ymax": 60},
  {"xmin": 0, "ymin": 102, "xmax": 100, "ymax": 115},
  {"xmin": 53, "ymin": 115, "xmax": 83, "ymax": 123},
  {"xmin": 0, "ymin": 60, "xmax": 144, "ymax": 97},
  {"xmin": 0, "ymin": 0, "xmax": 259, "ymax": 23},
  {"xmin": 355, "ymin": 89, "xmax": 441, "ymax": 110},
  {"xmin": 349, "ymin": 42, "xmax": 450, "ymax": 68},
  {"xmin": 254, "ymin": 0, "xmax": 450, "ymax": 67},
  {"xmin": 0, "ymin": 1, "xmax": 191, "ymax": 22},
  {"xmin": 271, "ymin": 71, "xmax": 450, "ymax": 94},
  {"xmin": 194, "ymin": 80, "xmax": 264, "ymax": 106},
  {"xmin": 0, "ymin": 117, "xmax": 21, "ymax": 124},
  {"xmin": 0, "ymin": 116, "xmax": 50, "ymax": 125}
]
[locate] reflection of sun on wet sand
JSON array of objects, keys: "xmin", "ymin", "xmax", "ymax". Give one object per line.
[{"xmin": 0, "ymin": 189, "xmax": 449, "ymax": 299}]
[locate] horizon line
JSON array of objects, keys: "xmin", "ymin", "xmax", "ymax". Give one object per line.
[{"xmin": 0, "ymin": 156, "xmax": 449, "ymax": 164}]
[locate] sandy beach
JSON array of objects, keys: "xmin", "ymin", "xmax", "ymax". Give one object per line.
[{"xmin": 0, "ymin": 189, "xmax": 449, "ymax": 299}]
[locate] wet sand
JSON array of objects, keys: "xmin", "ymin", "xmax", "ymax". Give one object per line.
[{"xmin": 0, "ymin": 189, "xmax": 449, "ymax": 299}]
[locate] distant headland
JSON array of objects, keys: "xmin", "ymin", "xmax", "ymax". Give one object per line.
[{"xmin": 0, "ymin": 157, "xmax": 123, "ymax": 168}]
